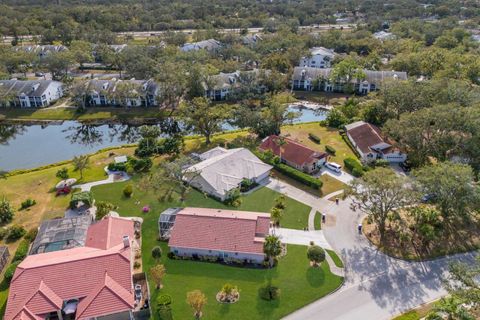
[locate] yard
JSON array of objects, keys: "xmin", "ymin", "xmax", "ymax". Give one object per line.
[
  {"xmin": 91, "ymin": 181, "xmax": 343, "ymax": 320},
  {"xmin": 281, "ymin": 122, "xmax": 357, "ymax": 166}
]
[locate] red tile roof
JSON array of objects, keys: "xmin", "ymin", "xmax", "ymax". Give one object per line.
[
  {"xmin": 168, "ymin": 208, "xmax": 270, "ymax": 255},
  {"xmin": 5, "ymin": 217, "xmax": 135, "ymax": 320},
  {"xmin": 86, "ymin": 217, "xmax": 135, "ymax": 250},
  {"xmin": 259, "ymin": 135, "xmax": 327, "ymax": 167}
]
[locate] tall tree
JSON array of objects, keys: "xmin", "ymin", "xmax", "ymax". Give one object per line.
[
  {"xmin": 150, "ymin": 264, "xmax": 166, "ymax": 289},
  {"xmin": 413, "ymin": 162, "xmax": 480, "ymax": 221},
  {"xmin": 330, "ymin": 56, "xmax": 366, "ymax": 93},
  {"xmin": 348, "ymin": 167, "xmax": 414, "ymax": 242},
  {"xmin": 186, "ymin": 290, "xmax": 207, "ymax": 320},
  {"xmin": 72, "ymin": 155, "xmax": 90, "ymax": 180},
  {"xmin": 179, "ymin": 97, "xmax": 229, "ymax": 144}
]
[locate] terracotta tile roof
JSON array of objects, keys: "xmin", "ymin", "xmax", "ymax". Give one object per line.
[
  {"xmin": 76, "ymin": 272, "xmax": 134, "ymax": 319},
  {"xmin": 345, "ymin": 121, "xmax": 388, "ymax": 154},
  {"xmin": 259, "ymin": 135, "xmax": 327, "ymax": 166},
  {"xmin": 168, "ymin": 208, "xmax": 270, "ymax": 255},
  {"xmin": 5, "ymin": 217, "xmax": 136, "ymax": 320},
  {"xmin": 85, "ymin": 217, "xmax": 135, "ymax": 250}
]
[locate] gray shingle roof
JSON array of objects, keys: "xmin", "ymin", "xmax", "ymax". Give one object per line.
[
  {"xmin": 292, "ymin": 67, "xmax": 407, "ymax": 83},
  {"xmin": 0, "ymin": 80, "xmax": 59, "ymax": 97}
]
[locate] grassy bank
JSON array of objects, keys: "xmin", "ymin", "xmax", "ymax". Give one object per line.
[{"xmin": 0, "ymin": 106, "xmax": 167, "ymax": 122}]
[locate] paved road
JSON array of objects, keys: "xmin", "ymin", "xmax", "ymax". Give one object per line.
[{"xmin": 284, "ymin": 197, "xmax": 478, "ymax": 320}]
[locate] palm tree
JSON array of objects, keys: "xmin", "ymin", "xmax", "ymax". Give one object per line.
[
  {"xmin": 274, "ymin": 136, "xmax": 287, "ymax": 162},
  {"xmin": 270, "ymin": 207, "xmax": 283, "ymax": 227},
  {"xmin": 263, "ymin": 235, "xmax": 282, "ymax": 268},
  {"xmin": 72, "ymin": 155, "xmax": 90, "ymax": 180}
]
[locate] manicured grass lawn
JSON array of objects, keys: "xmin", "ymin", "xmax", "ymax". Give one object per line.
[
  {"xmin": 282, "ymin": 122, "xmax": 357, "ymax": 165},
  {"xmin": 92, "ymin": 181, "xmax": 342, "ymax": 320},
  {"xmin": 0, "ymin": 106, "xmax": 167, "ymax": 121},
  {"xmin": 325, "ymin": 249, "xmax": 344, "ymax": 268},
  {"xmin": 313, "ymin": 211, "xmax": 321, "ymax": 230},
  {"xmin": 392, "ymin": 310, "xmax": 421, "ymax": 320}
]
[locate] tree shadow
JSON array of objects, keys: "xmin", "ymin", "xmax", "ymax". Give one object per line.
[{"xmin": 306, "ymin": 265, "xmax": 326, "ymax": 287}]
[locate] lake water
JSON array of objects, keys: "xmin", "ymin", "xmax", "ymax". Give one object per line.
[{"xmin": 0, "ymin": 107, "xmax": 327, "ymax": 171}]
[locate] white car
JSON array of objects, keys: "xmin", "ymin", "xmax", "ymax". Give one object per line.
[{"xmin": 325, "ymin": 162, "xmax": 342, "ymax": 173}]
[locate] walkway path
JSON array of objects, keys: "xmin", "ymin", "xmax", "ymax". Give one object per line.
[{"xmin": 75, "ymin": 169, "xmax": 130, "ymax": 192}]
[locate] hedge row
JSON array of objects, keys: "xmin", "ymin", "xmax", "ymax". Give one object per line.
[
  {"xmin": 308, "ymin": 133, "xmax": 320, "ymax": 144},
  {"xmin": 325, "ymin": 145, "xmax": 336, "ymax": 155},
  {"xmin": 254, "ymin": 150, "xmax": 323, "ymax": 190},
  {"xmin": 12, "ymin": 239, "xmax": 30, "ymax": 263},
  {"xmin": 344, "ymin": 157, "xmax": 364, "ymax": 177}
]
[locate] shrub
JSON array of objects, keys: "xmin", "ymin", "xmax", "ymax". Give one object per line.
[
  {"xmin": 56, "ymin": 167, "xmax": 69, "ymax": 179},
  {"xmin": 0, "ymin": 228, "xmax": 8, "ymax": 240},
  {"xmin": 307, "ymin": 245, "xmax": 326, "ymax": 265},
  {"xmin": 308, "ymin": 133, "xmax": 321, "ymax": 144},
  {"xmin": 167, "ymin": 252, "xmax": 175, "ymax": 259},
  {"xmin": 6, "ymin": 225, "xmax": 26, "ymax": 241},
  {"xmin": 20, "ymin": 198, "xmax": 36, "ymax": 210},
  {"xmin": 344, "ymin": 157, "xmax": 364, "ymax": 176},
  {"xmin": 0, "ymin": 197, "xmax": 14, "ymax": 225},
  {"xmin": 123, "ymin": 184, "xmax": 133, "ymax": 197},
  {"xmin": 259, "ymin": 285, "xmax": 281, "ymax": 301},
  {"xmin": 24, "ymin": 228, "xmax": 38, "ymax": 242},
  {"xmin": 325, "ymin": 145, "xmax": 336, "ymax": 155},
  {"xmin": 96, "ymin": 201, "xmax": 116, "ymax": 220},
  {"xmin": 4, "ymin": 262, "xmax": 20, "ymax": 284},
  {"xmin": 132, "ymin": 158, "xmax": 152, "ymax": 172},
  {"xmin": 13, "ymin": 239, "xmax": 30, "ymax": 263},
  {"xmin": 107, "ymin": 162, "xmax": 126, "ymax": 172},
  {"xmin": 133, "ymin": 261, "xmax": 141, "ymax": 269},
  {"xmin": 152, "ymin": 246, "xmax": 162, "ymax": 262},
  {"xmin": 373, "ymin": 159, "xmax": 389, "ymax": 168},
  {"xmin": 157, "ymin": 294, "xmax": 172, "ymax": 306}
]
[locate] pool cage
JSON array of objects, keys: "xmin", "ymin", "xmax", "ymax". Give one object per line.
[
  {"xmin": 158, "ymin": 208, "xmax": 182, "ymax": 240},
  {"xmin": 30, "ymin": 216, "xmax": 93, "ymax": 255}
]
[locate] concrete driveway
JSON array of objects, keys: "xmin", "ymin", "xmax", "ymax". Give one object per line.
[
  {"xmin": 284, "ymin": 197, "xmax": 478, "ymax": 320},
  {"xmin": 274, "ymin": 228, "xmax": 332, "ymax": 249},
  {"xmin": 318, "ymin": 168, "xmax": 355, "ymax": 184}
]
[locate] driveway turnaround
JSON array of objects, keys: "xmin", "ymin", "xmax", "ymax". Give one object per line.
[{"xmin": 284, "ymin": 197, "xmax": 478, "ymax": 320}]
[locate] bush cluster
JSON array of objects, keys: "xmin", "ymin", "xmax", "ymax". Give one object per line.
[
  {"xmin": 344, "ymin": 157, "xmax": 364, "ymax": 177},
  {"xmin": 13, "ymin": 239, "xmax": 30, "ymax": 263},
  {"xmin": 108, "ymin": 157, "xmax": 152, "ymax": 173},
  {"xmin": 20, "ymin": 198, "xmax": 36, "ymax": 210},
  {"xmin": 308, "ymin": 133, "xmax": 321, "ymax": 144},
  {"xmin": 2, "ymin": 225, "xmax": 27, "ymax": 242},
  {"xmin": 123, "ymin": 184, "xmax": 134, "ymax": 198},
  {"xmin": 4, "ymin": 262, "xmax": 20, "ymax": 284}
]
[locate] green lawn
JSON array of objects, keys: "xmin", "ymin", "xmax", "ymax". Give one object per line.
[
  {"xmin": 314, "ymin": 211, "xmax": 322, "ymax": 230},
  {"xmin": 282, "ymin": 122, "xmax": 357, "ymax": 165},
  {"xmin": 92, "ymin": 181, "xmax": 342, "ymax": 319},
  {"xmin": 325, "ymin": 249, "xmax": 344, "ymax": 268}
]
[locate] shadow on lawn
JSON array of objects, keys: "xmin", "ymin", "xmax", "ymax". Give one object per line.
[{"xmin": 306, "ymin": 264, "xmax": 326, "ymax": 288}]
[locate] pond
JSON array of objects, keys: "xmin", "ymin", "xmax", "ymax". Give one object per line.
[{"xmin": 0, "ymin": 106, "xmax": 327, "ymax": 171}]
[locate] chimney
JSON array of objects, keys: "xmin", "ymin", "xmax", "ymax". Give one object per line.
[{"xmin": 122, "ymin": 235, "xmax": 130, "ymax": 248}]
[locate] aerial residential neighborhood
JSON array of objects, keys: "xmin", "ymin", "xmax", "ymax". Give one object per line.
[{"xmin": 0, "ymin": 0, "xmax": 479, "ymax": 320}]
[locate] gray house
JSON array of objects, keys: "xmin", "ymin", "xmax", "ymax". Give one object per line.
[
  {"xmin": 291, "ymin": 67, "xmax": 407, "ymax": 94},
  {"xmin": 0, "ymin": 80, "xmax": 64, "ymax": 108}
]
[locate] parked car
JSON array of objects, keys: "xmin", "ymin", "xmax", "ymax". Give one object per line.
[
  {"xmin": 325, "ymin": 162, "xmax": 342, "ymax": 173},
  {"xmin": 34, "ymin": 72, "xmax": 45, "ymax": 77}
]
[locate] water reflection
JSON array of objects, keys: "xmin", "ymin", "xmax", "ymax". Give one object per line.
[{"xmin": 0, "ymin": 124, "xmax": 26, "ymax": 145}]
